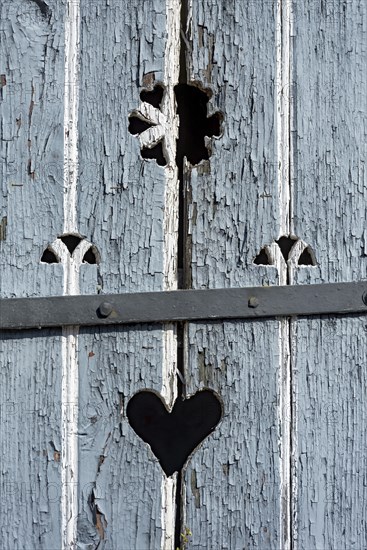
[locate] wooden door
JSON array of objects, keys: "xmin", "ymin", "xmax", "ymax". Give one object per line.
[{"xmin": 1, "ymin": 0, "xmax": 366, "ymax": 548}]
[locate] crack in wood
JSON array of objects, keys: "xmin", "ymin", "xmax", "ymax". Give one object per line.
[
  {"xmin": 29, "ymin": 0, "xmax": 50, "ymax": 18},
  {"xmin": 89, "ymin": 489, "xmax": 107, "ymax": 542},
  {"xmin": 0, "ymin": 217, "xmax": 7, "ymax": 241}
]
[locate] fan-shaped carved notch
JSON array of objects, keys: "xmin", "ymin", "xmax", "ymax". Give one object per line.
[
  {"xmin": 141, "ymin": 142, "xmax": 166, "ymax": 166},
  {"xmin": 253, "ymin": 247, "xmax": 270, "ymax": 266},
  {"xmin": 254, "ymin": 235, "xmax": 317, "ymax": 267},
  {"xmin": 59, "ymin": 234, "xmax": 82, "ymax": 255},
  {"xmin": 41, "ymin": 234, "xmax": 100, "ymax": 265},
  {"xmin": 298, "ymin": 246, "xmax": 316, "ymax": 266},
  {"xmin": 41, "ymin": 247, "xmax": 59, "ymax": 264},
  {"xmin": 82, "ymin": 245, "xmax": 99, "ymax": 265},
  {"xmin": 128, "ymin": 117, "xmax": 152, "ymax": 136},
  {"xmin": 275, "ymin": 236, "xmax": 298, "ymax": 261}
]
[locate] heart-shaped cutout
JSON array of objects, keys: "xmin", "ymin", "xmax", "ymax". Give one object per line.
[{"xmin": 127, "ymin": 390, "xmax": 222, "ymax": 476}]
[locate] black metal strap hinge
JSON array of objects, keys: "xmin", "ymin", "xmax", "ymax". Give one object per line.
[{"xmin": 0, "ymin": 282, "xmax": 366, "ymax": 331}]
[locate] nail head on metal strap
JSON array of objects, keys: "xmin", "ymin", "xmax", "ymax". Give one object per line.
[
  {"xmin": 98, "ymin": 302, "xmax": 114, "ymax": 318},
  {"xmin": 248, "ymin": 296, "xmax": 259, "ymax": 308}
]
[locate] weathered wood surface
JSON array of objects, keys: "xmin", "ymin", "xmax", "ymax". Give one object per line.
[
  {"xmin": 0, "ymin": 0, "xmax": 64, "ymax": 297},
  {"xmin": 76, "ymin": 0, "xmax": 178, "ymax": 547},
  {"xmin": 184, "ymin": 320, "xmax": 282, "ymax": 549},
  {"xmin": 0, "ymin": 1, "xmax": 64, "ymax": 547},
  {"xmin": 291, "ymin": 1, "xmax": 367, "ymax": 548},
  {"xmin": 0, "ymin": 330, "xmax": 62, "ymax": 549},
  {"xmin": 77, "ymin": 325, "xmax": 172, "ymax": 548},
  {"xmin": 292, "ymin": 318, "xmax": 367, "ymax": 548},
  {"xmin": 1, "ymin": 0, "xmax": 366, "ymax": 548},
  {"xmin": 1, "ymin": 0, "xmax": 178, "ymax": 547},
  {"xmin": 182, "ymin": 1, "xmax": 285, "ymax": 548}
]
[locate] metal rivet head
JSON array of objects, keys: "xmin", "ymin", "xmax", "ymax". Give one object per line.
[
  {"xmin": 363, "ymin": 292, "xmax": 367, "ymax": 307},
  {"xmin": 98, "ymin": 302, "xmax": 114, "ymax": 318},
  {"xmin": 248, "ymin": 296, "xmax": 259, "ymax": 308}
]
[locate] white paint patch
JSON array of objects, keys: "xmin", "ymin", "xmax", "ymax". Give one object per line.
[
  {"xmin": 289, "ymin": 317, "xmax": 298, "ymax": 550},
  {"xmin": 277, "ymin": 0, "xmax": 291, "ymax": 237},
  {"xmin": 162, "ymin": 0, "xmax": 181, "ymax": 292},
  {"xmin": 63, "ymin": 0, "xmax": 81, "ymax": 235},
  {"xmin": 53, "ymin": 239, "xmax": 94, "ymax": 548},
  {"xmin": 276, "ymin": 1, "xmax": 293, "ymax": 548},
  {"xmin": 278, "ymin": 316, "xmax": 291, "ymax": 549},
  {"xmin": 61, "ymin": 0, "xmax": 81, "ymax": 545},
  {"xmin": 160, "ymin": 0, "xmax": 181, "ymax": 548},
  {"xmin": 61, "ymin": 272, "xmax": 79, "ymax": 548},
  {"xmin": 61, "ymin": 327, "xmax": 79, "ymax": 550},
  {"xmin": 161, "ymin": 475, "xmax": 177, "ymax": 550}
]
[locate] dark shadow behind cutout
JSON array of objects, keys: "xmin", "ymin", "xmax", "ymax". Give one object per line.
[
  {"xmin": 275, "ymin": 236, "xmax": 297, "ymax": 261},
  {"xmin": 129, "ymin": 82, "xmax": 222, "ymax": 168},
  {"xmin": 31, "ymin": 0, "xmax": 51, "ymax": 19},
  {"xmin": 82, "ymin": 246, "xmax": 98, "ymax": 265},
  {"xmin": 128, "ymin": 117, "xmax": 152, "ymax": 136},
  {"xmin": 60, "ymin": 234, "xmax": 82, "ymax": 254},
  {"xmin": 141, "ymin": 142, "xmax": 166, "ymax": 166},
  {"xmin": 41, "ymin": 247, "xmax": 59, "ymax": 264},
  {"xmin": 127, "ymin": 390, "xmax": 222, "ymax": 476},
  {"xmin": 140, "ymin": 84, "xmax": 164, "ymax": 108},
  {"xmin": 174, "ymin": 83, "xmax": 222, "ymax": 166},
  {"xmin": 298, "ymin": 246, "xmax": 316, "ymax": 266},
  {"xmin": 253, "ymin": 247, "xmax": 270, "ymax": 266}
]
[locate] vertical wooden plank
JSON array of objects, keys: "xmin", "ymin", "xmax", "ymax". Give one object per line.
[
  {"xmin": 0, "ymin": 331, "xmax": 62, "ymax": 548},
  {"xmin": 77, "ymin": 0, "xmax": 180, "ymax": 547},
  {"xmin": 291, "ymin": 1, "xmax": 367, "ymax": 547},
  {"xmin": 0, "ymin": 0, "xmax": 64, "ymax": 294},
  {"xmin": 0, "ymin": 0, "xmax": 65, "ymax": 546},
  {"xmin": 182, "ymin": 1, "xmax": 288, "ymax": 547},
  {"xmin": 184, "ymin": 320, "xmax": 282, "ymax": 549},
  {"xmin": 292, "ymin": 318, "xmax": 367, "ymax": 548}
]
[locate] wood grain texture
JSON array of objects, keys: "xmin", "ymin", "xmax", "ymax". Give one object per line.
[
  {"xmin": 1, "ymin": 0, "xmax": 365, "ymax": 547},
  {"xmin": 77, "ymin": 0, "xmax": 169, "ymax": 293},
  {"xmin": 291, "ymin": 1, "xmax": 367, "ymax": 547},
  {"xmin": 76, "ymin": 1, "xmax": 177, "ymax": 547},
  {"xmin": 0, "ymin": 1, "xmax": 64, "ymax": 546},
  {"xmin": 185, "ymin": 0, "xmax": 281, "ymax": 289},
  {"xmin": 0, "ymin": 330, "xmax": 62, "ymax": 549},
  {"xmin": 0, "ymin": 0, "xmax": 65, "ymax": 298},
  {"xmin": 292, "ymin": 316, "xmax": 367, "ymax": 549},
  {"xmin": 77, "ymin": 325, "xmax": 170, "ymax": 549},
  {"xmin": 182, "ymin": 1, "xmax": 284, "ymax": 547},
  {"xmin": 291, "ymin": 0, "xmax": 367, "ymax": 286},
  {"xmin": 184, "ymin": 320, "xmax": 282, "ymax": 549}
]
